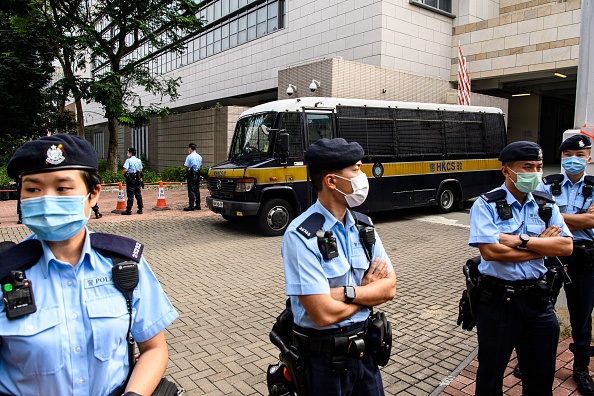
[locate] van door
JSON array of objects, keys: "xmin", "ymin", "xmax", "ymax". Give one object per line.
[{"xmin": 304, "ymin": 111, "xmax": 334, "ymax": 206}]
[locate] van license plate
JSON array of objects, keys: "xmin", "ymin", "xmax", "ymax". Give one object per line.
[{"xmin": 213, "ymin": 200, "xmax": 224, "ymax": 208}]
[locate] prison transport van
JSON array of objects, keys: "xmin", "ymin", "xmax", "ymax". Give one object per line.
[{"xmin": 206, "ymin": 97, "xmax": 506, "ymax": 236}]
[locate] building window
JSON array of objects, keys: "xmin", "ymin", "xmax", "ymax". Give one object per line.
[
  {"xmin": 410, "ymin": 0, "xmax": 453, "ymax": 15},
  {"xmin": 131, "ymin": 125, "xmax": 149, "ymax": 160},
  {"xmin": 94, "ymin": 132, "xmax": 105, "ymax": 158}
]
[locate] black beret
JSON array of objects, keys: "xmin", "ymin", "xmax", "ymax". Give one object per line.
[
  {"xmin": 305, "ymin": 138, "xmax": 364, "ymax": 170},
  {"xmin": 498, "ymin": 141, "xmax": 543, "ymax": 162},
  {"xmin": 7, "ymin": 134, "xmax": 98, "ymax": 180},
  {"xmin": 559, "ymin": 134, "xmax": 592, "ymax": 151}
]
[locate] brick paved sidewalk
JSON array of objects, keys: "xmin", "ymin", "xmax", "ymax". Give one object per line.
[{"xmin": 438, "ymin": 335, "xmax": 589, "ymax": 395}]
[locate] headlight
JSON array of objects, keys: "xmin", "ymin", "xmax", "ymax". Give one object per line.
[{"xmin": 235, "ymin": 178, "xmax": 255, "ymax": 192}]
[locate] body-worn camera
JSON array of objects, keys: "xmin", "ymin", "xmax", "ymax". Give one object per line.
[
  {"xmin": 2, "ymin": 270, "xmax": 37, "ymax": 319},
  {"xmin": 317, "ymin": 231, "xmax": 338, "ymax": 260}
]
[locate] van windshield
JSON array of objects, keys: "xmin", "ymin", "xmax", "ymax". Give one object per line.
[{"xmin": 229, "ymin": 112, "xmax": 277, "ymax": 161}]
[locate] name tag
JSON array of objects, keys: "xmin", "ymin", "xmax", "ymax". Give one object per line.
[{"xmin": 85, "ymin": 275, "xmax": 113, "ymax": 288}]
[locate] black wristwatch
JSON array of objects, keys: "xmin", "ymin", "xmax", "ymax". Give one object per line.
[
  {"xmin": 519, "ymin": 233, "xmax": 530, "ymax": 248},
  {"xmin": 344, "ymin": 286, "xmax": 356, "ymax": 304}
]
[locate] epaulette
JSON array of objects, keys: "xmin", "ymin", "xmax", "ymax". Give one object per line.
[
  {"xmin": 296, "ymin": 213, "xmax": 325, "ymax": 239},
  {"xmin": 0, "ymin": 239, "xmax": 43, "ymax": 281},
  {"xmin": 480, "ymin": 189, "xmax": 506, "ymax": 203},
  {"xmin": 90, "ymin": 233, "xmax": 144, "ymax": 263},
  {"xmin": 584, "ymin": 175, "xmax": 594, "ymax": 186},
  {"xmin": 543, "ymin": 173, "xmax": 564, "ymax": 185},
  {"xmin": 532, "ymin": 190, "xmax": 555, "ymax": 204},
  {"xmin": 351, "ymin": 211, "xmax": 374, "ymax": 227}
]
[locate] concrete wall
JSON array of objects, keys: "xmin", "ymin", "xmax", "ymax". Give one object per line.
[{"xmin": 453, "ymin": 0, "xmax": 500, "ymax": 26}]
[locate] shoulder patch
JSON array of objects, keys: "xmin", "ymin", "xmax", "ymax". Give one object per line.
[
  {"xmin": 584, "ymin": 175, "xmax": 594, "ymax": 186},
  {"xmin": 480, "ymin": 189, "xmax": 506, "ymax": 203},
  {"xmin": 532, "ymin": 190, "xmax": 555, "ymax": 204},
  {"xmin": 90, "ymin": 233, "xmax": 144, "ymax": 263},
  {"xmin": 543, "ymin": 173, "xmax": 564, "ymax": 185},
  {"xmin": 297, "ymin": 213, "xmax": 325, "ymax": 239},
  {"xmin": 351, "ymin": 211, "xmax": 373, "ymax": 227},
  {"xmin": 0, "ymin": 239, "xmax": 43, "ymax": 281}
]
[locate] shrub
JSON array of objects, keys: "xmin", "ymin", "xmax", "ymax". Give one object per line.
[
  {"xmin": 0, "ymin": 166, "xmax": 12, "ymax": 185},
  {"xmin": 161, "ymin": 166, "xmax": 186, "ymax": 182},
  {"xmin": 100, "ymin": 171, "xmax": 125, "ymax": 184},
  {"xmin": 142, "ymin": 170, "xmax": 161, "ymax": 183}
]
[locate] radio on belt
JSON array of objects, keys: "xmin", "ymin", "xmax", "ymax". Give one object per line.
[{"xmin": 2, "ymin": 270, "xmax": 37, "ymax": 319}]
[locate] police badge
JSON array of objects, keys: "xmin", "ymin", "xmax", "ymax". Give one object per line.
[{"xmin": 46, "ymin": 144, "xmax": 65, "ymax": 165}]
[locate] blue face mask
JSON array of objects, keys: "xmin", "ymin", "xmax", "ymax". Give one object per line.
[
  {"xmin": 562, "ymin": 156, "xmax": 587, "ymax": 175},
  {"xmin": 21, "ymin": 194, "xmax": 91, "ymax": 241}
]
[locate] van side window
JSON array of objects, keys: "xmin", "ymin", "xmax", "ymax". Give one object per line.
[{"xmin": 306, "ymin": 113, "xmax": 333, "ymax": 146}]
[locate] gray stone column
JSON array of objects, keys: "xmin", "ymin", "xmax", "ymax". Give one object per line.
[{"xmin": 575, "ymin": 0, "xmax": 594, "ymax": 128}]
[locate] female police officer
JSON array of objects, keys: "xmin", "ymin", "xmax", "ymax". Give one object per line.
[
  {"xmin": 469, "ymin": 141, "xmax": 572, "ymax": 395},
  {"xmin": 282, "ymin": 138, "xmax": 396, "ymax": 395},
  {"xmin": 0, "ymin": 134, "xmax": 178, "ymax": 396}
]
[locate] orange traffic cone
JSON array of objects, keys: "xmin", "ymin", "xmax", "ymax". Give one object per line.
[
  {"xmin": 153, "ymin": 180, "xmax": 170, "ymax": 210},
  {"xmin": 111, "ymin": 182, "xmax": 127, "ymax": 213}
]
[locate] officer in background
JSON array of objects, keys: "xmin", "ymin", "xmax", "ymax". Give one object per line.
[
  {"xmin": 1, "ymin": 134, "xmax": 178, "ymax": 395},
  {"xmin": 122, "ymin": 147, "xmax": 143, "ymax": 215},
  {"xmin": 183, "ymin": 143, "xmax": 202, "ymax": 211},
  {"xmin": 536, "ymin": 134, "xmax": 594, "ymax": 395},
  {"xmin": 282, "ymin": 138, "xmax": 396, "ymax": 395},
  {"xmin": 468, "ymin": 141, "xmax": 573, "ymax": 395}
]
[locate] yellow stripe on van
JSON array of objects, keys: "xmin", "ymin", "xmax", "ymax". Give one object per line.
[{"xmin": 209, "ymin": 158, "xmax": 500, "ymax": 185}]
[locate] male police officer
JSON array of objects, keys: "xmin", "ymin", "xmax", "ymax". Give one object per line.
[
  {"xmin": 537, "ymin": 134, "xmax": 594, "ymax": 395},
  {"xmin": 122, "ymin": 147, "xmax": 143, "ymax": 215},
  {"xmin": 183, "ymin": 143, "xmax": 203, "ymax": 211},
  {"xmin": 282, "ymin": 138, "xmax": 396, "ymax": 395},
  {"xmin": 469, "ymin": 141, "xmax": 573, "ymax": 395}
]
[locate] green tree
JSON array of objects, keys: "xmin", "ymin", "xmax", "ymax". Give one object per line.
[
  {"xmin": 46, "ymin": 0, "xmax": 205, "ymax": 171},
  {"xmin": 0, "ymin": 9, "xmax": 80, "ymax": 164}
]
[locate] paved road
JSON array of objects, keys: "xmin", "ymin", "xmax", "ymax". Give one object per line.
[{"xmin": 0, "ymin": 201, "xmax": 478, "ymax": 395}]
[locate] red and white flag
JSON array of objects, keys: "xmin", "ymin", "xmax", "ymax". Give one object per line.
[{"xmin": 458, "ymin": 42, "xmax": 471, "ymax": 106}]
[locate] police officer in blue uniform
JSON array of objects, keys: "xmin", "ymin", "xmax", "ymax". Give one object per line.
[
  {"xmin": 183, "ymin": 143, "xmax": 203, "ymax": 211},
  {"xmin": 282, "ymin": 138, "xmax": 396, "ymax": 395},
  {"xmin": 537, "ymin": 134, "xmax": 594, "ymax": 395},
  {"xmin": 0, "ymin": 134, "xmax": 178, "ymax": 396},
  {"xmin": 122, "ymin": 147, "xmax": 143, "ymax": 215},
  {"xmin": 469, "ymin": 140, "xmax": 573, "ymax": 395}
]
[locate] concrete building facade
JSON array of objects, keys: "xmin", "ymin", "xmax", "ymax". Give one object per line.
[{"xmin": 84, "ymin": 0, "xmax": 582, "ymax": 170}]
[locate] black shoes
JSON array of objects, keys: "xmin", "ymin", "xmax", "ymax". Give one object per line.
[
  {"xmin": 137, "ymin": 209, "xmax": 143, "ymax": 214},
  {"xmin": 95, "ymin": 212, "xmax": 103, "ymax": 219},
  {"xmin": 574, "ymin": 357, "xmax": 594, "ymax": 396},
  {"xmin": 513, "ymin": 364, "xmax": 522, "ymax": 379},
  {"xmin": 121, "ymin": 211, "xmax": 132, "ymax": 215},
  {"xmin": 183, "ymin": 207, "xmax": 195, "ymax": 211}
]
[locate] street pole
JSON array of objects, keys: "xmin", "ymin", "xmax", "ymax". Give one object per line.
[{"xmin": 575, "ymin": 0, "xmax": 593, "ymax": 128}]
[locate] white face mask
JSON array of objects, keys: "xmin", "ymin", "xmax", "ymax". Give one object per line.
[{"xmin": 333, "ymin": 173, "xmax": 369, "ymax": 207}]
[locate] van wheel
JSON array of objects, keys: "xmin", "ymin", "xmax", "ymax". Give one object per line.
[
  {"xmin": 257, "ymin": 198, "xmax": 294, "ymax": 236},
  {"xmin": 437, "ymin": 187, "xmax": 457, "ymax": 213}
]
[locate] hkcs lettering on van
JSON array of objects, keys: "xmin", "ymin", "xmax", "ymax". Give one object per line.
[{"xmin": 430, "ymin": 161, "xmax": 463, "ymax": 172}]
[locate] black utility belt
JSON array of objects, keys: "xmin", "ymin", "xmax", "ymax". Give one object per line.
[
  {"xmin": 292, "ymin": 322, "xmax": 366, "ymax": 355},
  {"xmin": 562, "ymin": 240, "xmax": 594, "ymax": 270},
  {"xmin": 481, "ymin": 275, "xmax": 545, "ymax": 300}
]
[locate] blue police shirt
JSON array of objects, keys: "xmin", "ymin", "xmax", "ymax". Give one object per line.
[
  {"xmin": 184, "ymin": 151, "xmax": 202, "ymax": 171},
  {"xmin": 537, "ymin": 173, "xmax": 594, "ymax": 242},
  {"xmin": 0, "ymin": 230, "xmax": 178, "ymax": 396},
  {"xmin": 468, "ymin": 183, "xmax": 572, "ymax": 281},
  {"xmin": 282, "ymin": 200, "xmax": 393, "ymax": 329},
  {"xmin": 123, "ymin": 155, "xmax": 143, "ymax": 174}
]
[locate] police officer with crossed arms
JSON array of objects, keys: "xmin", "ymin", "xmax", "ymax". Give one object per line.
[
  {"xmin": 468, "ymin": 141, "xmax": 572, "ymax": 395},
  {"xmin": 0, "ymin": 134, "xmax": 178, "ymax": 395},
  {"xmin": 536, "ymin": 134, "xmax": 594, "ymax": 395},
  {"xmin": 282, "ymin": 138, "xmax": 396, "ymax": 395}
]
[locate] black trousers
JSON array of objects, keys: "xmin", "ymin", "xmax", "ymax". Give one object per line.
[
  {"xmin": 475, "ymin": 295, "xmax": 559, "ymax": 395},
  {"xmin": 187, "ymin": 172, "xmax": 201, "ymax": 208},
  {"xmin": 126, "ymin": 175, "xmax": 143, "ymax": 211},
  {"xmin": 565, "ymin": 263, "xmax": 594, "ymax": 358}
]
